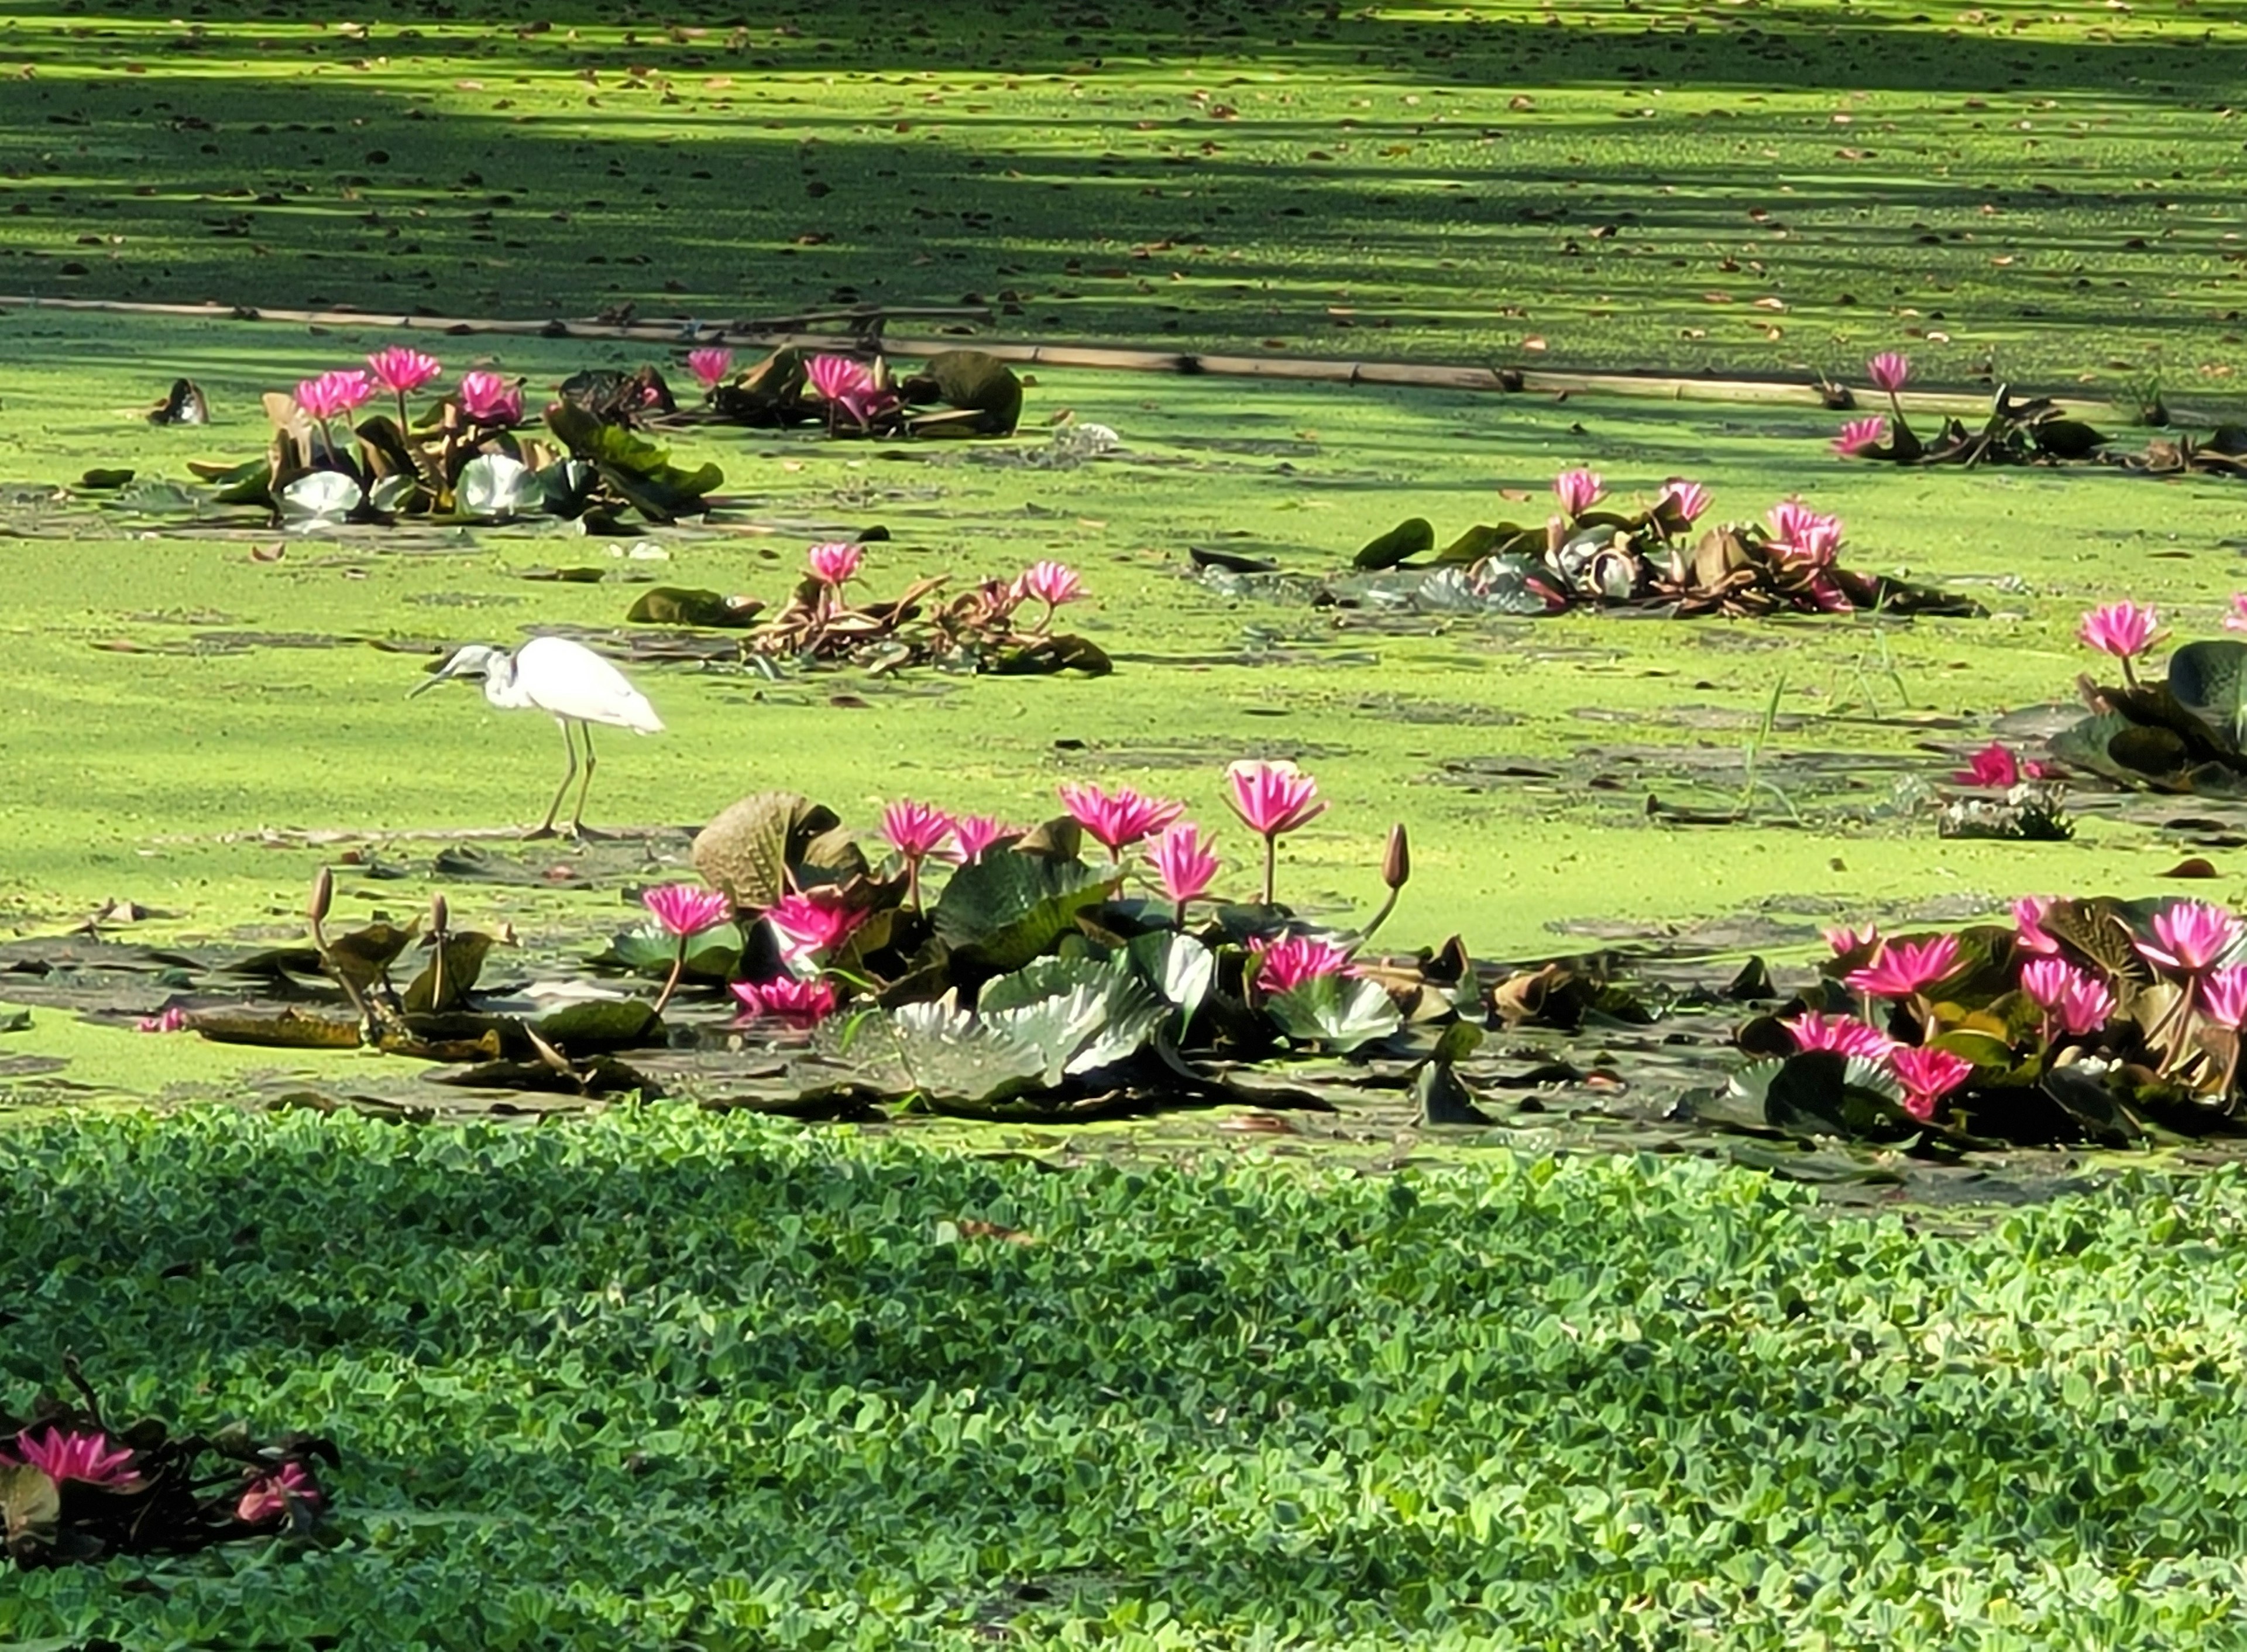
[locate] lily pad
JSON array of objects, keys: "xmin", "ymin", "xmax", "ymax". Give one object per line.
[{"xmin": 932, "ymin": 853, "xmax": 1118, "ymax": 973}]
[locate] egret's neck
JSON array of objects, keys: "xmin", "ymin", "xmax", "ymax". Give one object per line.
[{"xmin": 481, "ymin": 654, "xmax": 534, "ymax": 712}]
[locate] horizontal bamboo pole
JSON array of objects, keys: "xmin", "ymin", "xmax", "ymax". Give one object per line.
[{"xmin": 0, "ymin": 291, "xmax": 2143, "ymax": 422}]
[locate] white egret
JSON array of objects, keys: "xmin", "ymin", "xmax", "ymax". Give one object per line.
[{"xmin": 410, "ymin": 635, "xmax": 664, "ymax": 838}]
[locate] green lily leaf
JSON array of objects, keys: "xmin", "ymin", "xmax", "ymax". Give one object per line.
[
  {"xmin": 1353, "ymin": 517, "xmax": 1434, "ymax": 569},
  {"xmin": 597, "ymin": 923, "xmax": 741, "ymax": 981},
  {"xmin": 1126, "ymin": 930, "xmax": 1217, "ymax": 1034},
  {"xmin": 980, "ymin": 954, "xmax": 1169, "ymax": 1084},
  {"xmin": 1728, "ymin": 1050, "xmax": 1915, "ymax": 1142},
  {"xmin": 817, "ymin": 997, "xmax": 1046, "ymax": 1104},
  {"xmin": 1266, "ymin": 973, "xmax": 1400, "ymax": 1053},
  {"xmin": 932, "ymin": 853, "xmax": 1118, "ymax": 973}
]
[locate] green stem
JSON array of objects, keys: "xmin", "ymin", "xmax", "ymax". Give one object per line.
[{"xmin": 1260, "ymin": 832, "xmax": 1277, "ymax": 908}]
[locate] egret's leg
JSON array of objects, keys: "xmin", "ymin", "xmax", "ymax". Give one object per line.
[
  {"xmin": 569, "ymin": 723, "xmax": 602, "ymax": 839},
  {"xmin": 528, "ymin": 717, "xmax": 576, "ymax": 840}
]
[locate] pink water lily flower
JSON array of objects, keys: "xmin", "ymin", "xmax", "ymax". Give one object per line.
[
  {"xmin": 456, "ymin": 370, "xmax": 523, "ymax": 426},
  {"xmin": 2136, "ymin": 901, "xmax": 2241, "ymax": 977},
  {"xmin": 367, "ymin": 345, "xmax": 442, "ymax": 395},
  {"xmin": 806, "ymin": 353, "xmax": 870, "ymax": 401},
  {"xmin": 882, "ymin": 800, "xmax": 954, "ymax": 861},
  {"xmin": 1227, "ymin": 759, "xmax": 1327, "ymax": 905},
  {"xmin": 805, "ymin": 353, "xmax": 899, "ymax": 427},
  {"xmin": 1767, "ymin": 500, "xmax": 1843, "ymax": 564},
  {"xmin": 1954, "ymin": 741, "xmax": 2047, "ymax": 789},
  {"xmin": 294, "ymin": 369, "xmax": 370, "ymax": 427},
  {"xmin": 1658, "ymin": 478, "xmax": 1711, "ymax": 526},
  {"xmin": 1833, "ymin": 415, "xmax": 1887, "ymax": 458},
  {"xmin": 642, "ymin": 884, "xmax": 733, "ymax": 939},
  {"xmin": 2021, "ymin": 957, "xmax": 2114, "ymax": 1038},
  {"xmin": 687, "ymin": 346, "xmax": 734, "ymax": 389},
  {"xmin": 1016, "ymin": 560, "xmax": 1085, "ymax": 628},
  {"xmin": 882, "ymin": 799, "xmax": 954, "ymax": 910},
  {"xmin": 1252, "ymin": 933, "xmax": 1353, "ymax": 995},
  {"xmin": 6, "ymin": 1427, "xmax": 138, "ymax": 1489},
  {"xmin": 1057, "ymin": 781, "xmax": 1184, "ymax": 858},
  {"xmin": 2054, "ymin": 973, "xmax": 2116, "ymax": 1039},
  {"xmin": 729, "ymin": 974, "xmax": 839, "ymax": 1028},
  {"xmin": 1825, "ymin": 923, "xmax": 1879, "ymax": 957},
  {"xmin": 2226, "ymin": 593, "xmax": 2247, "ymax": 635},
  {"xmin": 2078, "ymin": 602, "xmax": 2160, "ymax": 686},
  {"xmin": 946, "ymin": 815, "xmax": 1017, "ymax": 864},
  {"xmin": 1867, "ymin": 351, "xmax": 1912, "ymax": 395},
  {"xmin": 137, "ymin": 1006, "xmax": 188, "ymax": 1033},
  {"xmin": 806, "ymin": 541, "xmax": 864, "ymax": 589},
  {"xmin": 1552, "ymin": 468, "xmax": 1604, "ymax": 517},
  {"xmin": 1783, "ymin": 1011, "xmax": 1898, "ymax": 1062},
  {"xmin": 236, "ymin": 1460, "xmax": 322, "ymax": 1525},
  {"xmin": 2014, "ymin": 895, "xmax": 2062, "ymax": 957},
  {"xmin": 1888, "ymin": 1044, "xmax": 1973, "ymax": 1123},
  {"xmin": 1150, "ymin": 821, "xmax": 1221, "ymax": 918},
  {"xmin": 2201, "ymin": 966, "xmax": 2247, "ymax": 1029},
  {"xmin": 1226, "ymin": 760, "xmax": 1325, "ymax": 839},
  {"xmin": 1845, "ymin": 934, "xmax": 1960, "ymax": 1000},
  {"xmin": 765, "ymin": 890, "xmax": 865, "ymax": 964}
]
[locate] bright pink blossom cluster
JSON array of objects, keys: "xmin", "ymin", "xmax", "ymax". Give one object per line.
[
  {"xmin": 2, "ymin": 1426, "xmax": 139, "ymax": 1488},
  {"xmin": 295, "ymin": 349, "xmax": 526, "ymax": 434},
  {"xmin": 806, "ymin": 353, "xmax": 902, "ymax": 427},
  {"xmin": 1830, "ymin": 350, "xmax": 1911, "ymax": 458},
  {"xmin": 1796, "ymin": 894, "xmax": 2247, "ymax": 1125}
]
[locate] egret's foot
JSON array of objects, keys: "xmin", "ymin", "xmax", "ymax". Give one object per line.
[
  {"xmin": 569, "ymin": 823, "xmax": 610, "ymax": 842},
  {"xmin": 521, "ymin": 825, "xmax": 561, "ymax": 842}
]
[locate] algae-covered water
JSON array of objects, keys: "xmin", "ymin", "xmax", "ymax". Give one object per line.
[{"xmin": 1, "ymin": 306, "xmax": 2242, "ymax": 1110}]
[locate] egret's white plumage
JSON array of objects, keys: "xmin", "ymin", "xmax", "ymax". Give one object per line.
[{"xmin": 411, "ymin": 635, "xmax": 662, "ymax": 837}]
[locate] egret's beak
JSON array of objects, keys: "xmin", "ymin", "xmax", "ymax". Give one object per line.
[{"xmin": 407, "ymin": 670, "xmax": 446, "ymax": 700}]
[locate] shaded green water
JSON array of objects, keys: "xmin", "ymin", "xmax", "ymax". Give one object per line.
[{"xmin": 4, "ymin": 0, "xmax": 2245, "ymax": 392}]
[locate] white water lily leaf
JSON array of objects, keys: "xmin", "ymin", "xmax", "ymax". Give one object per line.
[
  {"xmin": 459, "ymin": 453, "xmax": 537, "ymax": 519},
  {"xmin": 278, "ymin": 468, "xmax": 362, "ymax": 528}
]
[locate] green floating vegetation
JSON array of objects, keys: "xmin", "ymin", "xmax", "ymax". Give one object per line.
[{"xmin": 2, "ymin": 1105, "xmax": 2247, "ymax": 1644}]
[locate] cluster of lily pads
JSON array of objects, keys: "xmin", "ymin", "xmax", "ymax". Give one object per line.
[
  {"xmin": 587, "ymin": 757, "xmax": 1439, "ymax": 1115},
  {"xmin": 627, "ymin": 542, "xmax": 1112, "ymax": 676},
  {"xmin": 1734, "ymin": 892, "xmax": 2247, "ymax": 1146},
  {"xmin": 170, "ymin": 759, "xmax": 1628, "ymax": 1118},
  {"xmin": 189, "ymin": 345, "xmax": 721, "ymax": 529},
  {"xmin": 1831, "ymin": 348, "xmax": 2247, "ymax": 478},
  {"xmin": 3, "ymin": 1371, "xmax": 329, "ymax": 1567},
  {"xmin": 681, "ymin": 345, "xmax": 1023, "ymax": 438},
  {"xmin": 1351, "ymin": 468, "xmax": 1975, "ymax": 617}
]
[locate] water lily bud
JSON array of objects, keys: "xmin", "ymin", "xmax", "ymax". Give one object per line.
[
  {"xmin": 429, "ymin": 892, "xmax": 449, "ymax": 935},
  {"xmin": 1382, "ymin": 822, "xmax": 1410, "ymax": 891},
  {"xmin": 308, "ymin": 867, "xmax": 333, "ymax": 926}
]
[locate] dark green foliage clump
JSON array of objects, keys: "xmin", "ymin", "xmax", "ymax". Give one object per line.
[{"xmin": 3, "ymin": 1108, "xmax": 2246, "ymax": 1644}]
